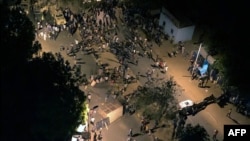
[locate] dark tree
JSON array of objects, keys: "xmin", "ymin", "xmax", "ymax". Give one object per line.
[
  {"xmin": 177, "ymin": 124, "xmax": 210, "ymax": 141},
  {"xmin": 1, "ymin": 4, "xmax": 86, "ymax": 141},
  {"xmin": 1, "ymin": 5, "xmax": 35, "ymax": 61},
  {"xmin": 131, "ymin": 78, "xmax": 178, "ymax": 120}
]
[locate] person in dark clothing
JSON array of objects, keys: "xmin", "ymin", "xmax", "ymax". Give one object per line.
[
  {"xmin": 213, "ymin": 129, "xmax": 218, "ymax": 141},
  {"xmin": 93, "ymin": 132, "xmax": 97, "ymax": 141},
  {"xmin": 128, "ymin": 128, "xmax": 133, "ymax": 137},
  {"xmin": 227, "ymin": 108, "xmax": 232, "ymax": 118}
]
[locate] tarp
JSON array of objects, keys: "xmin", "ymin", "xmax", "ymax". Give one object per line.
[{"xmin": 199, "ymin": 60, "xmax": 209, "ymax": 76}]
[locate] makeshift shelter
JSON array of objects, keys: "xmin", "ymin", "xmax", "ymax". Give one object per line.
[{"xmin": 193, "ymin": 44, "xmax": 216, "ymax": 77}]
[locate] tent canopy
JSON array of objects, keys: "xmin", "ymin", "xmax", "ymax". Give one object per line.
[{"xmin": 199, "ymin": 60, "xmax": 209, "ymax": 76}]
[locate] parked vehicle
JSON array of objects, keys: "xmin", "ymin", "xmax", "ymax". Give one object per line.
[
  {"xmin": 179, "ymin": 100, "xmax": 194, "ymax": 109},
  {"xmin": 178, "ymin": 100, "xmax": 194, "ymax": 115},
  {"xmin": 20, "ymin": 0, "xmax": 30, "ymax": 14},
  {"xmin": 49, "ymin": 5, "xmax": 66, "ymax": 25}
]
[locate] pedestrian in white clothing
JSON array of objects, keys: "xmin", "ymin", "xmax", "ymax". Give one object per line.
[
  {"xmin": 115, "ymin": 37, "xmax": 119, "ymax": 42},
  {"xmin": 87, "ymin": 93, "xmax": 91, "ymax": 103},
  {"xmin": 75, "ymin": 39, "xmax": 79, "ymax": 45},
  {"xmin": 43, "ymin": 32, "xmax": 47, "ymax": 41},
  {"xmin": 182, "ymin": 46, "xmax": 185, "ymax": 54}
]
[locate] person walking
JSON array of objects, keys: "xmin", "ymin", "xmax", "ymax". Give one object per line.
[{"xmin": 226, "ymin": 108, "xmax": 232, "ymax": 118}]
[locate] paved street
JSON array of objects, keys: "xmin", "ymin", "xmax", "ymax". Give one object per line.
[
  {"xmin": 148, "ymin": 41, "xmax": 250, "ymax": 140},
  {"xmin": 36, "ymin": 7, "xmax": 250, "ymax": 141}
]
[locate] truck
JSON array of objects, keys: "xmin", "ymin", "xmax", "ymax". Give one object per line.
[{"xmin": 49, "ymin": 5, "xmax": 66, "ymax": 25}]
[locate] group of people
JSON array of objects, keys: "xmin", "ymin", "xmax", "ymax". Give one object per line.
[
  {"xmin": 42, "ymin": 1, "xmax": 171, "ymax": 140},
  {"xmin": 37, "ymin": 21, "xmax": 62, "ymax": 40}
]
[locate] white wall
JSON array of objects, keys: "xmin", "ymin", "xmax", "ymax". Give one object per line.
[
  {"xmin": 159, "ymin": 13, "xmax": 178, "ymax": 39},
  {"xmin": 175, "ymin": 25, "xmax": 195, "ymax": 44},
  {"xmin": 159, "ymin": 12, "xmax": 195, "ymax": 44}
]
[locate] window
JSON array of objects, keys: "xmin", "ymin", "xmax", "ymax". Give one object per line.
[
  {"xmin": 171, "ymin": 29, "xmax": 174, "ymax": 34},
  {"xmin": 162, "ymin": 21, "xmax": 165, "ymax": 26}
]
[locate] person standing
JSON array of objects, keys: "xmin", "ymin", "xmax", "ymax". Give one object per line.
[
  {"xmin": 87, "ymin": 92, "xmax": 91, "ymax": 103},
  {"xmin": 226, "ymin": 108, "xmax": 232, "ymax": 118},
  {"xmin": 148, "ymin": 128, "xmax": 152, "ymax": 136},
  {"xmin": 127, "ymin": 137, "xmax": 132, "ymax": 141},
  {"xmin": 213, "ymin": 129, "xmax": 218, "ymax": 141},
  {"xmin": 90, "ymin": 117, "xmax": 95, "ymax": 125},
  {"xmin": 97, "ymin": 131, "xmax": 102, "ymax": 141},
  {"xmin": 93, "ymin": 132, "xmax": 97, "ymax": 141},
  {"xmin": 125, "ymin": 73, "xmax": 130, "ymax": 84},
  {"xmin": 153, "ymin": 119, "xmax": 159, "ymax": 129},
  {"xmin": 154, "ymin": 136, "xmax": 159, "ymax": 141},
  {"xmin": 182, "ymin": 46, "xmax": 185, "ymax": 55},
  {"xmin": 135, "ymin": 59, "xmax": 138, "ymax": 66},
  {"xmin": 156, "ymin": 55, "xmax": 159, "ymax": 62},
  {"xmin": 128, "ymin": 128, "xmax": 133, "ymax": 137},
  {"xmin": 140, "ymin": 124, "xmax": 143, "ymax": 133},
  {"xmin": 136, "ymin": 72, "xmax": 140, "ymax": 81},
  {"xmin": 105, "ymin": 94, "xmax": 109, "ymax": 102}
]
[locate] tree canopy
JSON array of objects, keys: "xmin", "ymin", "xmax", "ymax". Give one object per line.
[
  {"xmin": 129, "ymin": 78, "xmax": 178, "ymax": 120},
  {"xmin": 177, "ymin": 124, "xmax": 210, "ymax": 141},
  {"xmin": 1, "ymin": 4, "xmax": 86, "ymax": 141}
]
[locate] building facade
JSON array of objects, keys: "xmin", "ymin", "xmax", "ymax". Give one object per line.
[{"xmin": 159, "ymin": 7, "xmax": 195, "ymax": 44}]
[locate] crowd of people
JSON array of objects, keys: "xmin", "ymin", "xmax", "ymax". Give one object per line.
[
  {"xmin": 34, "ymin": 0, "xmax": 220, "ymax": 140},
  {"xmin": 25, "ymin": 0, "xmax": 250, "ymax": 141},
  {"xmin": 35, "ymin": 0, "xmax": 170, "ymax": 88}
]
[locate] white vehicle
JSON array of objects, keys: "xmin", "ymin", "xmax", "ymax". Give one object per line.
[
  {"xmin": 178, "ymin": 99, "xmax": 194, "ymax": 116},
  {"xmin": 179, "ymin": 100, "xmax": 194, "ymax": 110}
]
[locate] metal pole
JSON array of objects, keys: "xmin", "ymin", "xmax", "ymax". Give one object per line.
[{"xmin": 191, "ymin": 43, "xmax": 202, "ymax": 75}]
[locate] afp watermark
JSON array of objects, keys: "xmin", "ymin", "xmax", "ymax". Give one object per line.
[{"xmin": 224, "ymin": 125, "xmax": 250, "ymax": 140}]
